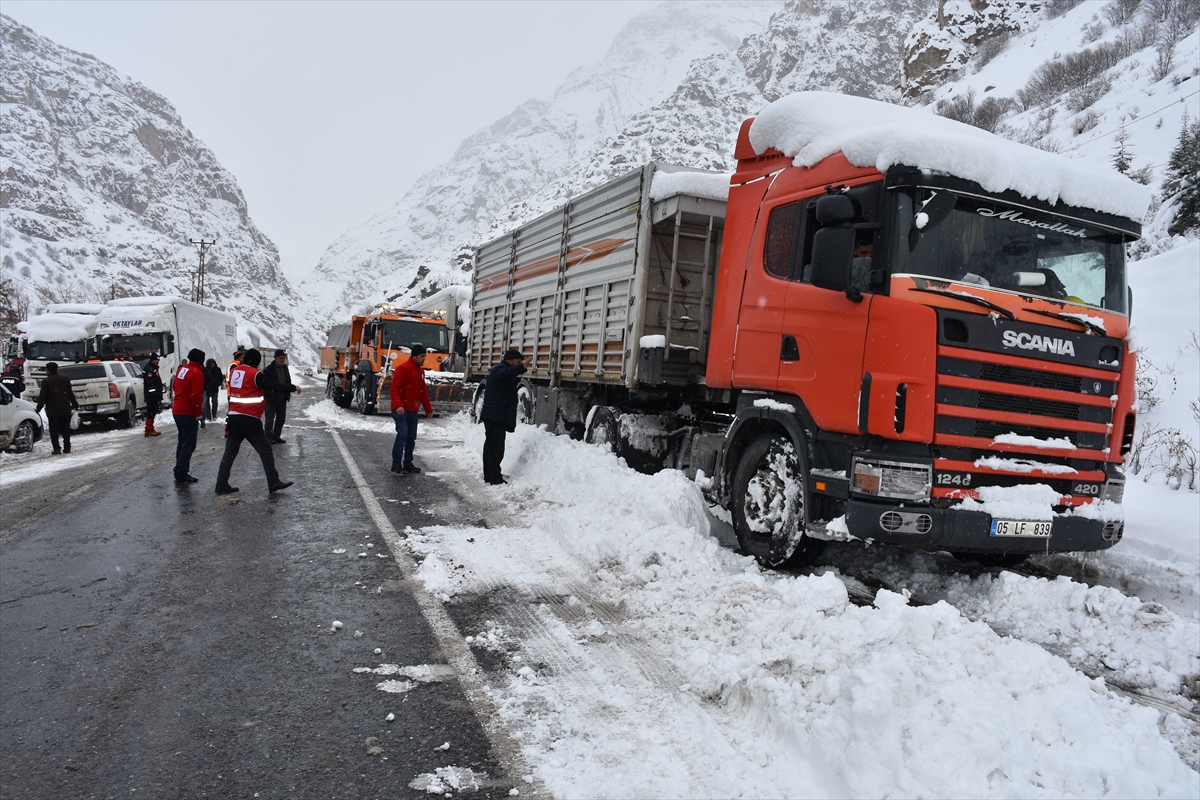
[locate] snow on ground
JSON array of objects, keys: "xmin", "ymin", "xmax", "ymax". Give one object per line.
[{"xmin": 307, "ymin": 401, "xmax": 1198, "ymax": 798}]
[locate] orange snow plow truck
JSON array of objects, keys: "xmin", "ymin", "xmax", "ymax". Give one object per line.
[
  {"xmin": 320, "ymin": 304, "xmax": 471, "ymax": 414},
  {"xmin": 467, "ymin": 92, "xmax": 1146, "ymax": 569}
]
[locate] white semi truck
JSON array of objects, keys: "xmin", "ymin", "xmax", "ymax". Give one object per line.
[
  {"xmin": 94, "ymin": 297, "xmax": 237, "ymax": 398},
  {"xmin": 11, "ymin": 304, "xmax": 105, "ymax": 394}
]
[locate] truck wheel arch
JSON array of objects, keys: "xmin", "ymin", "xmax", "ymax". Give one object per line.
[{"xmin": 720, "ymin": 398, "xmax": 815, "ymax": 503}]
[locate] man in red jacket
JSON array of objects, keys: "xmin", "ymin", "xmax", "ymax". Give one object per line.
[
  {"xmin": 389, "ymin": 344, "xmax": 433, "ymax": 474},
  {"xmin": 171, "ymin": 348, "xmax": 206, "ymax": 483}
]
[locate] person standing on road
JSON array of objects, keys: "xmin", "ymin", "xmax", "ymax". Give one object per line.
[
  {"xmin": 215, "ymin": 348, "xmax": 301, "ymax": 495},
  {"xmin": 142, "ymin": 353, "xmax": 164, "ymax": 437},
  {"xmin": 202, "ymin": 358, "xmax": 223, "ymax": 428},
  {"xmin": 261, "ymin": 349, "xmax": 293, "ymax": 445},
  {"xmin": 478, "ymin": 349, "xmax": 527, "ymax": 485},
  {"xmin": 1, "ymin": 362, "xmax": 25, "ymax": 399},
  {"xmin": 389, "ymin": 344, "xmax": 433, "ymax": 474},
  {"xmin": 34, "ymin": 362, "xmax": 79, "ymax": 455},
  {"xmin": 171, "ymin": 348, "xmax": 206, "ymax": 484}
]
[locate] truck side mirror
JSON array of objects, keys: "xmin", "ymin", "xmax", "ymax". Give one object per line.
[
  {"xmin": 454, "ymin": 331, "xmax": 467, "ymax": 357},
  {"xmin": 810, "ymin": 227, "xmax": 855, "ymax": 293},
  {"xmin": 815, "ymin": 195, "xmax": 855, "ymax": 225},
  {"xmin": 164, "ymin": 333, "xmax": 175, "ymax": 355}
]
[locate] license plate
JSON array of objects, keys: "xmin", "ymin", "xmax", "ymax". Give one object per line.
[{"xmin": 990, "ymin": 519, "xmax": 1052, "ymax": 537}]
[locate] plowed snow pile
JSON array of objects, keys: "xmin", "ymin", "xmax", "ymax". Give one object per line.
[{"xmin": 404, "ymin": 415, "xmax": 1198, "ymax": 799}]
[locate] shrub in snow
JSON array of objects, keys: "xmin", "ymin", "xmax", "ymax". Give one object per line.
[
  {"xmin": 935, "ymin": 89, "xmax": 1014, "ymax": 133},
  {"xmin": 1016, "ymin": 41, "xmax": 1126, "ymax": 110}
]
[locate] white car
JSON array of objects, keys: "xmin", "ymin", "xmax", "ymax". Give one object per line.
[
  {"xmin": 0, "ymin": 384, "xmax": 44, "ymax": 452},
  {"xmin": 58, "ymin": 360, "xmax": 146, "ymax": 428}
]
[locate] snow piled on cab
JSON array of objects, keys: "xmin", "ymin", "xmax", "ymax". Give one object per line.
[
  {"xmin": 748, "ymin": 91, "xmax": 1151, "ymax": 220},
  {"xmin": 404, "ymin": 414, "xmax": 1197, "ymax": 798},
  {"xmin": 21, "ymin": 313, "xmax": 98, "ymax": 343}
]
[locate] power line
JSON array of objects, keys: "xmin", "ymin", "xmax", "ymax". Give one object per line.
[{"xmin": 1065, "ymin": 87, "xmax": 1195, "ymax": 153}]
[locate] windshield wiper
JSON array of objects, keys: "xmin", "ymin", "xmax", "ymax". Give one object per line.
[
  {"xmin": 910, "ymin": 287, "xmax": 1015, "ymax": 320},
  {"xmin": 1021, "ymin": 308, "xmax": 1106, "ymax": 336}
]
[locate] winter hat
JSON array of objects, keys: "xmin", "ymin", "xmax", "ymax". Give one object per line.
[
  {"xmin": 242, "ymin": 348, "xmax": 263, "ymax": 367},
  {"xmin": 187, "ymin": 348, "xmax": 206, "ymax": 364},
  {"xmin": 274, "ymin": 349, "xmax": 287, "ymax": 358},
  {"xmin": 503, "ymin": 348, "xmax": 524, "ymax": 362},
  {"xmin": 410, "ymin": 344, "xmax": 427, "ymax": 356},
  {"xmin": 147, "ymin": 353, "xmax": 159, "ymax": 362}
]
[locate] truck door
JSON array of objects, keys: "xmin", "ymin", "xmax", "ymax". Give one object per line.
[
  {"xmin": 729, "ymin": 202, "xmax": 794, "ymax": 392},
  {"xmin": 775, "ymin": 190, "xmax": 876, "ymax": 435}
]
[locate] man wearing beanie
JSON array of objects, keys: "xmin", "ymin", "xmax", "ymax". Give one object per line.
[
  {"xmin": 171, "ymin": 348, "xmax": 207, "ymax": 483},
  {"xmin": 261, "ymin": 349, "xmax": 293, "ymax": 444},
  {"xmin": 388, "ymin": 343, "xmax": 433, "ymax": 474},
  {"xmin": 215, "ymin": 347, "xmax": 301, "ymax": 495},
  {"xmin": 478, "ymin": 348, "xmax": 527, "ymax": 485}
]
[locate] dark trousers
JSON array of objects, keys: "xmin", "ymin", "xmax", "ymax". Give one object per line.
[
  {"xmin": 264, "ymin": 400, "xmax": 287, "ymax": 441},
  {"xmin": 483, "ymin": 420, "xmax": 508, "ymax": 483},
  {"xmin": 47, "ymin": 414, "xmax": 72, "ymax": 452},
  {"xmin": 173, "ymin": 414, "xmax": 199, "ymax": 478},
  {"xmin": 216, "ymin": 414, "xmax": 280, "ymax": 489},
  {"xmin": 203, "ymin": 391, "xmax": 219, "ymax": 421},
  {"xmin": 391, "ymin": 410, "xmax": 419, "ymax": 468}
]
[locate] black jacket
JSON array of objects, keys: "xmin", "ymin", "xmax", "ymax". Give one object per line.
[
  {"xmin": 1, "ymin": 368, "xmax": 25, "ymax": 398},
  {"xmin": 35, "ymin": 373, "xmax": 79, "ymax": 417},
  {"xmin": 479, "ymin": 361, "xmax": 527, "ymax": 431},
  {"xmin": 203, "ymin": 365, "xmax": 223, "ymax": 394},
  {"xmin": 261, "ymin": 361, "xmax": 293, "ymax": 404}
]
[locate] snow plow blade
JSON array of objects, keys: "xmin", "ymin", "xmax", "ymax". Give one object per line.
[{"xmin": 427, "ymin": 373, "xmax": 476, "ymax": 407}]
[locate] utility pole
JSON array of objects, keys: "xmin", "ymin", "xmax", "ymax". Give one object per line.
[{"xmin": 189, "ymin": 237, "xmax": 216, "ymax": 305}]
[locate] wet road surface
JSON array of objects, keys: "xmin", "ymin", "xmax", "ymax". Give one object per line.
[{"xmin": 1, "ymin": 396, "xmax": 527, "ymax": 799}]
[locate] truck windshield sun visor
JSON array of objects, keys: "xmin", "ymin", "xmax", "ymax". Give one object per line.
[{"xmin": 891, "ymin": 187, "xmax": 1129, "ymax": 315}]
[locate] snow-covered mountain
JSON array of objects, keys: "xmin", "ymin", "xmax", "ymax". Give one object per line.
[
  {"xmin": 300, "ymin": 0, "xmax": 1197, "ymax": 339},
  {"xmin": 0, "ymin": 15, "xmax": 302, "ymax": 350}
]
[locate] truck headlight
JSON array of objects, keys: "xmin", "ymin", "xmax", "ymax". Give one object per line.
[
  {"xmin": 852, "ymin": 457, "xmax": 932, "ymax": 501},
  {"xmin": 1101, "ymin": 476, "xmax": 1125, "ymax": 503}
]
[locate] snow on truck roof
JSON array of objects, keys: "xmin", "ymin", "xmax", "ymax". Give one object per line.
[
  {"xmin": 22, "ymin": 313, "xmax": 98, "ymax": 343},
  {"xmin": 747, "ymin": 92, "xmax": 1151, "ymax": 221}
]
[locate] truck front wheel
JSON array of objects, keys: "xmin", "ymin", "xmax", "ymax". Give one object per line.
[{"xmin": 731, "ymin": 434, "xmax": 825, "ymax": 569}]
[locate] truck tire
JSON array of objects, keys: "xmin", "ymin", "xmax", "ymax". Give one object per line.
[
  {"xmin": 731, "ymin": 434, "xmax": 825, "ymax": 569},
  {"xmin": 583, "ymin": 406, "xmax": 620, "ymax": 453},
  {"xmin": 516, "ymin": 381, "xmax": 534, "ymax": 426},
  {"xmin": 11, "ymin": 420, "xmax": 36, "ymax": 453},
  {"xmin": 326, "ymin": 374, "xmax": 336, "ymax": 401},
  {"xmin": 471, "ymin": 383, "xmax": 485, "ymax": 424},
  {"xmin": 118, "ymin": 398, "xmax": 137, "ymax": 429}
]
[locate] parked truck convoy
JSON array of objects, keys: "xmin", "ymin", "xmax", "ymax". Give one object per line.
[
  {"xmin": 94, "ymin": 297, "xmax": 237, "ymax": 400},
  {"xmin": 321, "ymin": 303, "xmax": 469, "ymax": 413},
  {"xmin": 466, "ymin": 92, "xmax": 1145, "ymax": 569}
]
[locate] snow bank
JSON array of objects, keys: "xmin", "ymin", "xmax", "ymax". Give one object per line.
[
  {"xmin": 748, "ymin": 92, "xmax": 1151, "ymax": 220},
  {"xmin": 649, "ymin": 170, "xmax": 731, "ymax": 202},
  {"xmin": 23, "ymin": 313, "xmax": 98, "ymax": 343},
  {"xmin": 402, "ymin": 415, "xmax": 1196, "ymax": 798}
]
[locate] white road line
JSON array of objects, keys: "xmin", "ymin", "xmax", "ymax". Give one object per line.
[{"xmin": 328, "ymin": 429, "xmax": 542, "ymax": 797}]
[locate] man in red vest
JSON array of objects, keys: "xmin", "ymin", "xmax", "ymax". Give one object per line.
[
  {"xmin": 389, "ymin": 344, "xmax": 433, "ymax": 473},
  {"xmin": 215, "ymin": 348, "xmax": 301, "ymax": 494},
  {"xmin": 171, "ymin": 348, "xmax": 206, "ymax": 483}
]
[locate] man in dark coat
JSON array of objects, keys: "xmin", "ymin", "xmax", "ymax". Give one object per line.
[
  {"xmin": 142, "ymin": 353, "xmax": 164, "ymax": 437},
  {"xmin": 202, "ymin": 358, "xmax": 223, "ymax": 428},
  {"xmin": 478, "ymin": 348, "xmax": 527, "ymax": 485},
  {"xmin": 261, "ymin": 349, "xmax": 292, "ymax": 444},
  {"xmin": 34, "ymin": 362, "xmax": 79, "ymax": 454}
]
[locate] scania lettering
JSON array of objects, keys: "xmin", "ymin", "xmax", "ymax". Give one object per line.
[{"xmin": 466, "ymin": 92, "xmax": 1142, "ymax": 569}]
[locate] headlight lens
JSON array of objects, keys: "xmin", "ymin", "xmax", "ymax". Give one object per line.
[
  {"xmin": 1101, "ymin": 477, "xmax": 1125, "ymax": 503},
  {"xmin": 852, "ymin": 457, "xmax": 932, "ymax": 501}
]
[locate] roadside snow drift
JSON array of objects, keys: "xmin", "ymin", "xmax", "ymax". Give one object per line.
[{"xmin": 395, "ymin": 415, "xmax": 1197, "ymax": 799}]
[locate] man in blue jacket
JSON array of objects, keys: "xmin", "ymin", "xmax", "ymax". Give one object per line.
[{"xmin": 478, "ymin": 348, "xmax": 527, "ymax": 485}]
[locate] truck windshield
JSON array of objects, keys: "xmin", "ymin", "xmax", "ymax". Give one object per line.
[
  {"xmin": 891, "ymin": 188, "xmax": 1129, "ymax": 314},
  {"xmin": 26, "ymin": 340, "xmax": 91, "ymax": 361},
  {"xmin": 99, "ymin": 333, "xmax": 165, "ymax": 360},
  {"xmin": 378, "ymin": 320, "xmax": 448, "ymax": 352},
  {"xmin": 5, "ymin": 338, "xmax": 18, "ymax": 360}
]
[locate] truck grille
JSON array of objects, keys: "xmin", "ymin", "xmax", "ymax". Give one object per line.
[{"xmin": 934, "ymin": 347, "xmax": 1116, "ymax": 501}]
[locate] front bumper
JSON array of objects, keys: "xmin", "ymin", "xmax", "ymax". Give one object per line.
[{"xmin": 844, "ymin": 499, "xmax": 1122, "ymax": 554}]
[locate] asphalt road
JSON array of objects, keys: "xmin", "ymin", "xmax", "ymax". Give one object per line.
[{"xmin": 0, "ymin": 395, "xmax": 527, "ymax": 800}]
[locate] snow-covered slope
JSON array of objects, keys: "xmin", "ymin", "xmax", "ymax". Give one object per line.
[
  {"xmin": 296, "ymin": 1, "xmax": 783, "ymax": 327},
  {"xmin": 0, "ymin": 15, "xmax": 303, "ymax": 351}
]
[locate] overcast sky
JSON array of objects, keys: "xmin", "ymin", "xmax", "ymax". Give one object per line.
[{"xmin": 3, "ymin": 0, "xmax": 656, "ymax": 281}]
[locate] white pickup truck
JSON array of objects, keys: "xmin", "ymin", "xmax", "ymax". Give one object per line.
[{"xmin": 58, "ymin": 361, "xmax": 147, "ymax": 428}]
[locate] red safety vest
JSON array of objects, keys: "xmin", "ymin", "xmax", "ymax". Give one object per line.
[{"xmin": 227, "ymin": 364, "xmax": 265, "ymax": 417}]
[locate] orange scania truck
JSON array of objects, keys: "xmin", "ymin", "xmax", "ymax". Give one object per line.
[
  {"xmin": 467, "ymin": 93, "xmax": 1143, "ymax": 568},
  {"xmin": 321, "ymin": 304, "xmax": 464, "ymax": 413}
]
